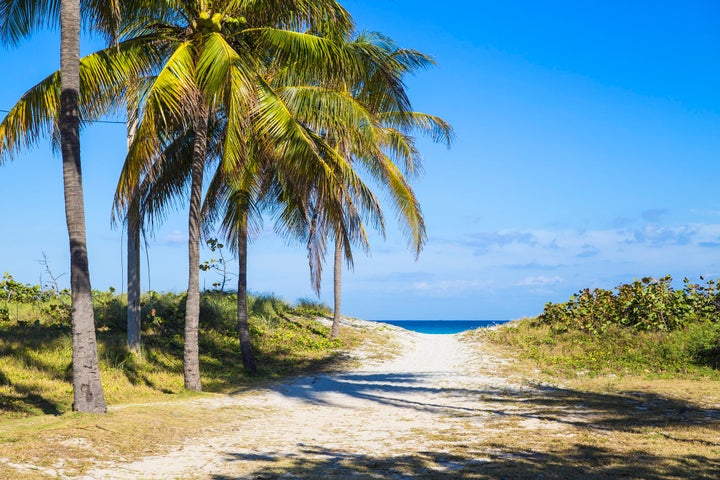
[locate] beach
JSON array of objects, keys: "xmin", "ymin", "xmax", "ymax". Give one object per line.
[{"xmin": 82, "ymin": 318, "xmax": 520, "ymax": 479}]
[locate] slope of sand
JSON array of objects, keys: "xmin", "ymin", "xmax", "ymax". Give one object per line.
[{"xmin": 83, "ymin": 319, "xmax": 523, "ymax": 479}]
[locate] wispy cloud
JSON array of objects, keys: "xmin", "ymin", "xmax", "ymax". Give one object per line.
[
  {"xmin": 516, "ymin": 275, "xmax": 564, "ymax": 286},
  {"xmin": 433, "ymin": 223, "xmax": 720, "ymax": 287},
  {"xmin": 463, "ymin": 231, "xmax": 537, "ymax": 254},
  {"xmin": 625, "ymin": 224, "xmax": 697, "ymax": 247},
  {"xmin": 160, "ymin": 230, "xmax": 187, "ymax": 245},
  {"xmin": 575, "ymin": 244, "xmax": 600, "ymax": 258},
  {"xmin": 410, "ymin": 279, "xmax": 494, "ymax": 294},
  {"xmin": 641, "ymin": 208, "xmax": 669, "ymax": 223},
  {"xmin": 507, "ymin": 261, "xmax": 565, "ymax": 270}
]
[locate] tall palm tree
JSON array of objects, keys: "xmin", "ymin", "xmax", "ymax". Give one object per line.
[
  {"xmin": 0, "ymin": 0, "xmax": 136, "ymax": 413},
  {"xmin": 58, "ymin": 0, "xmax": 107, "ymax": 413},
  {"xmin": 113, "ymin": 0, "xmax": 366, "ymax": 390},
  {"xmin": 59, "ymin": 0, "xmax": 107, "ymax": 413}
]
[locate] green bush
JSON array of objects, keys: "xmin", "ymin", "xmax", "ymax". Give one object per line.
[{"xmin": 536, "ymin": 276, "xmax": 720, "ymax": 334}]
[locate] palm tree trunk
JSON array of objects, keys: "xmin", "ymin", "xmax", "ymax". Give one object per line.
[
  {"xmin": 126, "ymin": 117, "xmax": 141, "ymax": 355},
  {"xmin": 330, "ymin": 236, "xmax": 342, "ymax": 339},
  {"xmin": 127, "ymin": 206, "xmax": 141, "ymax": 354},
  {"xmin": 61, "ymin": 0, "xmax": 106, "ymax": 413},
  {"xmin": 183, "ymin": 105, "xmax": 208, "ymax": 391},
  {"xmin": 237, "ymin": 213, "xmax": 258, "ymax": 374}
]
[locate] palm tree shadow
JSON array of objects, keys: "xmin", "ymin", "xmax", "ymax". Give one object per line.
[
  {"xmin": 0, "ymin": 368, "xmax": 62, "ymax": 416},
  {"xmin": 268, "ymin": 371, "xmax": 720, "ymax": 434},
  {"xmin": 212, "ymin": 443, "xmax": 720, "ymax": 479}
]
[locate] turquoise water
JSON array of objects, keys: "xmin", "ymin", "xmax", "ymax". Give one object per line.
[{"xmin": 374, "ymin": 320, "xmax": 508, "ymax": 334}]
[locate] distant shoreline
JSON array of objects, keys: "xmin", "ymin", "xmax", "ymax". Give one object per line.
[{"xmin": 371, "ymin": 319, "xmax": 509, "ymax": 334}]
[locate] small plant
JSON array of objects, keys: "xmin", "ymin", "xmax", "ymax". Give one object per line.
[
  {"xmin": 295, "ymin": 298, "xmax": 332, "ymax": 317},
  {"xmin": 199, "ymin": 238, "xmax": 234, "ymax": 291}
]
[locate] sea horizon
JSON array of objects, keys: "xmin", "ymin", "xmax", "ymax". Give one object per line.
[{"xmin": 372, "ymin": 319, "xmax": 509, "ymax": 335}]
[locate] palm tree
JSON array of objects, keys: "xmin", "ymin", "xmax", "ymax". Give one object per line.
[
  {"xmin": 58, "ymin": 0, "xmax": 106, "ymax": 413},
  {"xmin": 126, "ymin": 112, "xmax": 141, "ymax": 355},
  {"xmin": 112, "ymin": 0, "xmax": 368, "ymax": 390},
  {"xmin": 196, "ymin": 32, "xmax": 445, "ymax": 369},
  {"xmin": 278, "ymin": 33, "xmax": 454, "ymax": 338},
  {"xmin": 0, "ymin": 0, "xmax": 135, "ymax": 413}
]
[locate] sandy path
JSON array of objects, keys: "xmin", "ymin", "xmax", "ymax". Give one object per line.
[{"xmin": 83, "ymin": 325, "xmax": 518, "ymax": 479}]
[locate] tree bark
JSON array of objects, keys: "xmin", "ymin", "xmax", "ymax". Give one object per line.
[
  {"xmin": 183, "ymin": 104, "xmax": 208, "ymax": 391},
  {"xmin": 237, "ymin": 213, "xmax": 258, "ymax": 374},
  {"xmin": 330, "ymin": 236, "xmax": 342, "ymax": 339},
  {"xmin": 126, "ymin": 117, "xmax": 141, "ymax": 355},
  {"xmin": 61, "ymin": 0, "xmax": 107, "ymax": 413}
]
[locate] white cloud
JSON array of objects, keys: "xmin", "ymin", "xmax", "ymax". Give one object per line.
[
  {"xmin": 516, "ymin": 275, "xmax": 564, "ymax": 286},
  {"xmin": 410, "ymin": 279, "xmax": 494, "ymax": 293},
  {"xmin": 160, "ymin": 230, "xmax": 188, "ymax": 245}
]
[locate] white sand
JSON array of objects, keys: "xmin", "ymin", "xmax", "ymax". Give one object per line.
[{"xmin": 80, "ymin": 319, "xmax": 525, "ymax": 479}]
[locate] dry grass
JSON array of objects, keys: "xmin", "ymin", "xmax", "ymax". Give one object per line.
[
  {"xmin": 0, "ymin": 393, "xmax": 246, "ymax": 478},
  {"xmin": 450, "ymin": 328, "xmax": 720, "ymax": 480}
]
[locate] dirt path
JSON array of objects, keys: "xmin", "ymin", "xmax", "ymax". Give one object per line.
[{"xmin": 82, "ymin": 326, "xmax": 522, "ymax": 479}]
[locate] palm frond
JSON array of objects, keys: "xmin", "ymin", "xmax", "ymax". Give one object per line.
[
  {"xmin": 115, "ymin": 40, "xmax": 197, "ymax": 208},
  {"xmin": 0, "ymin": 0, "xmax": 60, "ymax": 45},
  {"xmin": 380, "ymin": 111, "xmax": 454, "ymax": 147}
]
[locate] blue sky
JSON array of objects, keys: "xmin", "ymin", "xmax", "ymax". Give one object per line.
[{"xmin": 2, "ymin": 1, "xmax": 720, "ymax": 320}]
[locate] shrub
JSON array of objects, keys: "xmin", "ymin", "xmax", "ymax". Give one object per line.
[{"xmin": 536, "ymin": 276, "xmax": 720, "ymax": 334}]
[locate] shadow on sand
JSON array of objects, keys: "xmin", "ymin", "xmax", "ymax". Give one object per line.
[
  {"xmin": 211, "ymin": 443, "xmax": 720, "ymax": 480},
  {"xmin": 211, "ymin": 370, "xmax": 720, "ymax": 479},
  {"xmin": 269, "ymin": 370, "xmax": 720, "ymax": 432}
]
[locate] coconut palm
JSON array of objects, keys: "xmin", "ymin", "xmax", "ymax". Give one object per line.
[
  {"xmin": 58, "ymin": 0, "xmax": 107, "ymax": 413},
  {"xmin": 111, "ymin": 0, "xmax": 377, "ymax": 389},
  {"xmin": 276, "ymin": 32, "xmax": 454, "ymax": 338},
  {"xmin": 125, "ymin": 113, "xmax": 142, "ymax": 355}
]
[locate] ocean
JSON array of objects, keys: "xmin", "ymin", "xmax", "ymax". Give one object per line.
[{"xmin": 374, "ymin": 320, "xmax": 508, "ymax": 334}]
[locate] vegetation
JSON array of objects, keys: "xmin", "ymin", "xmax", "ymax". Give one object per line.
[
  {"xmin": 472, "ymin": 275, "xmax": 720, "ymax": 378},
  {"xmin": 0, "ymin": 1, "xmax": 447, "ymax": 403},
  {"xmin": 0, "ymin": 276, "xmax": 355, "ymax": 420}
]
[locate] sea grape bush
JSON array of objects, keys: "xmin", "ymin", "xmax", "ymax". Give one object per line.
[
  {"xmin": 2, "ymin": 272, "xmax": 45, "ymax": 304},
  {"xmin": 536, "ymin": 275, "xmax": 720, "ymax": 334},
  {"xmin": 1, "ymin": 272, "xmax": 70, "ymax": 322}
]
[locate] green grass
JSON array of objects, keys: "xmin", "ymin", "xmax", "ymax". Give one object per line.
[
  {"xmin": 469, "ymin": 319, "xmax": 720, "ymax": 380},
  {"xmin": 0, "ymin": 289, "xmax": 357, "ymax": 420}
]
